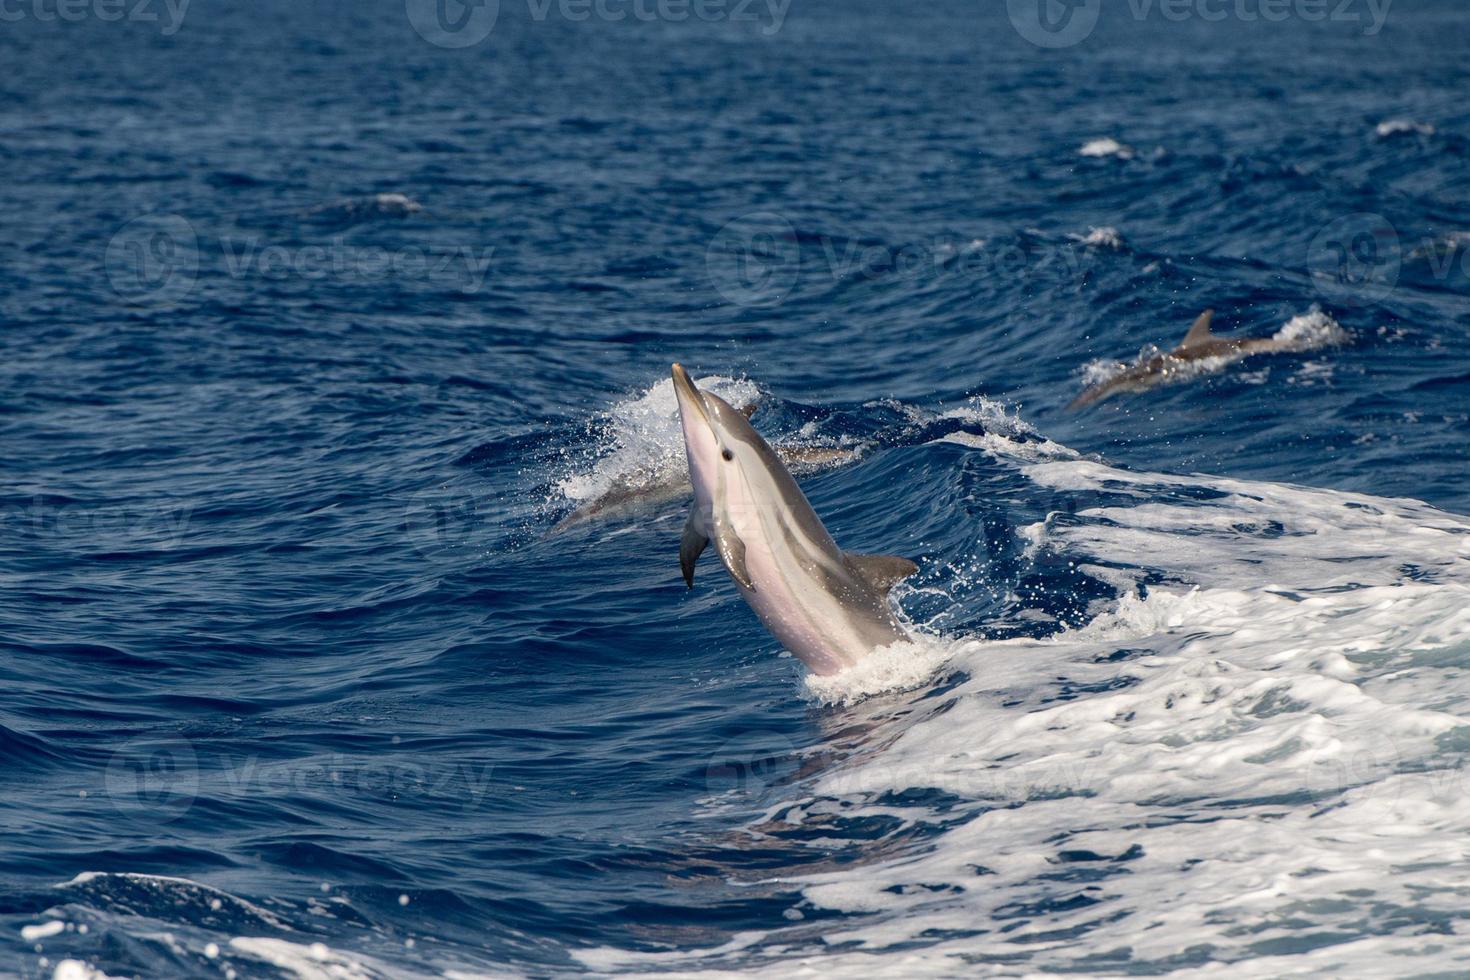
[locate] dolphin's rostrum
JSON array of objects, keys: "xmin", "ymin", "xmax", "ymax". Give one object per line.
[{"xmin": 671, "ymin": 364, "xmax": 917, "ymax": 676}]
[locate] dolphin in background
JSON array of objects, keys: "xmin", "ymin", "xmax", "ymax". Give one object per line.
[
  {"xmin": 671, "ymin": 364, "xmax": 918, "ymax": 676},
  {"xmin": 1067, "ymin": 310, "xmax": 1313, "ymax": 410}
]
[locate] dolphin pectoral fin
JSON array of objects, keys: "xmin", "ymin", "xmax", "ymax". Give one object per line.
[
  {"xmin": 845, "ymin": 553, "xmax": 919, "ymax": 595},
  {"xmin": 1175, "ymin": 309, "xmax": 1216, "ymax": 353},
  {"xmin": 716, "ymin": 530, "xmax": 755, "ymax": 591},
  {"xmin": 680, "ymin": 514, "xmax": 708, "ymax": 588}
]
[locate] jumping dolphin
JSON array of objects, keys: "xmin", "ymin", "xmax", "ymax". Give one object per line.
[
  {"xmin": 671, "ymin": 363, "xmax": 918, "ymax": 675},
  {"xmin": 1067, "ymin": 310, "xmax": 1307, "ymax": 410},
  {"xmin": 551, "ymin": 400, "xmax": 863, "ymax": 535}
]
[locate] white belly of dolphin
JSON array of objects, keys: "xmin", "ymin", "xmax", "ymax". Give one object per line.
[{"xmin": 725, "ymin": 462, "xmax": 908, "ymax": 674}]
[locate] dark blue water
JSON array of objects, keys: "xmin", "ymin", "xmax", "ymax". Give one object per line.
[{"xmin": 3, "ymin": 1, "xmax": 1469, "ymax": 976}]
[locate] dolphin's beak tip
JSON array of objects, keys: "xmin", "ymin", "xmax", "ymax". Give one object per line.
[{"xmin": 670, "ymin": 363, "xmax": 709, "ymax": 424}]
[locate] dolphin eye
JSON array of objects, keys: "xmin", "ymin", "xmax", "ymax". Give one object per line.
[{"xmin": 721, "ymin": 449, "xmax": 734, "ymax": 461}]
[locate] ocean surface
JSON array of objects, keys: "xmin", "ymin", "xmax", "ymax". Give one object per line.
[{"xmin": 4, "ymin": 1, "xmax": 1470, "ymax": 976}]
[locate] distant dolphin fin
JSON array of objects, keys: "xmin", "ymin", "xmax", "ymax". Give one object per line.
[
  {"xmin": 716, "ymin": 526, "xmax": 754, "ymax": 591},
  {"xmin": 680, "ymin": 512, "xmax": 708, "ymax": 588},
  {"xmin": 1175, "ymin": 309, "xmax": 1216, "ymax": 353},
  {"xmin": 845, "ymin": 553, "xmax": 919, "ymax": 595}
]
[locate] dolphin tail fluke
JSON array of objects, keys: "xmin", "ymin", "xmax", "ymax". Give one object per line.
[{"xmin": 1175, "ymin": 309, "xmax": 1216, "ymax": 353}]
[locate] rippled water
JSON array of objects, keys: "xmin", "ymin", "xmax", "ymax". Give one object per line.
[{"xmin": 3, "ymin": 1, "xmax": 1470, "ymax": 977}]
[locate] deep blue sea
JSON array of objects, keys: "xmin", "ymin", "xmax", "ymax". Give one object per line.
[{"xmin": 4, "ymin": 1, "xmax": 1470, "ymax": 977}]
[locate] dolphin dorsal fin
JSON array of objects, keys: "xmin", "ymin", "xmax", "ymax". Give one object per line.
[
  {"xmin": 739, "ymin": 402, "xmax": 758, "ymax": 420},
  {"xmin": 845, "ymin": 553, "xmax": 919, "ymax": 595},
  {"xmin": 1175, "ymin": 310, "xmax": 1216, "ymax": 353}
]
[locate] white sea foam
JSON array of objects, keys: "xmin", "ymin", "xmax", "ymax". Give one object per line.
[
  {"xmin": 930, "ymin": 394, "xmax": 1037, "ymax": 441},
  {"xmin": 1270, "ymin": 306, "xmax": 1350, "ymax": 350},
  {"xmin": 22, "ymin": 920, "xmax": 65, "ymax": 941},
  {"xmin": 372, "ymin": 192, "xmax": 422, "ymax": 212},
  {"xmin": 577, "ymin": 445, "xmax": 1470, "ymax": 977},
  {"xmin": 1077, "ymin": 355, "xmax": 1132, "ymax": 388},
  {"xmin": 1079, "ymin": 137, "xmax": 1134, "ymax": 159},
  {"xmin": 56, "ymin": 872, "xmax": 288, "ymax": 930},
  {"xmin": 919, "ymin": 395, "xmax": 1079, "ymax": 462},
  {"xmin": 1068, "ymin": 225, "xmax": 1125, "ymax": 249},
  {"xmin": 1375, "ymin": 118, "xmax": 1436, "ymax": 138},
  {"xmin": 229, "ymin": 937, "xmax": 401, "ymax": 979},
  {"xmin": 36, "ymin": 873, "xmax": 435, "ymax": 980},
  {"xmin": 935, "ymin": 428, "xmax": 1079, "ymax": 464},
  {"xmin": 51, "ymin": 961, "xmax": 120, "ymax": 980},
  {"xmin": 803, "ymin": 637, "xmax": 953, "ymax": 706}
]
